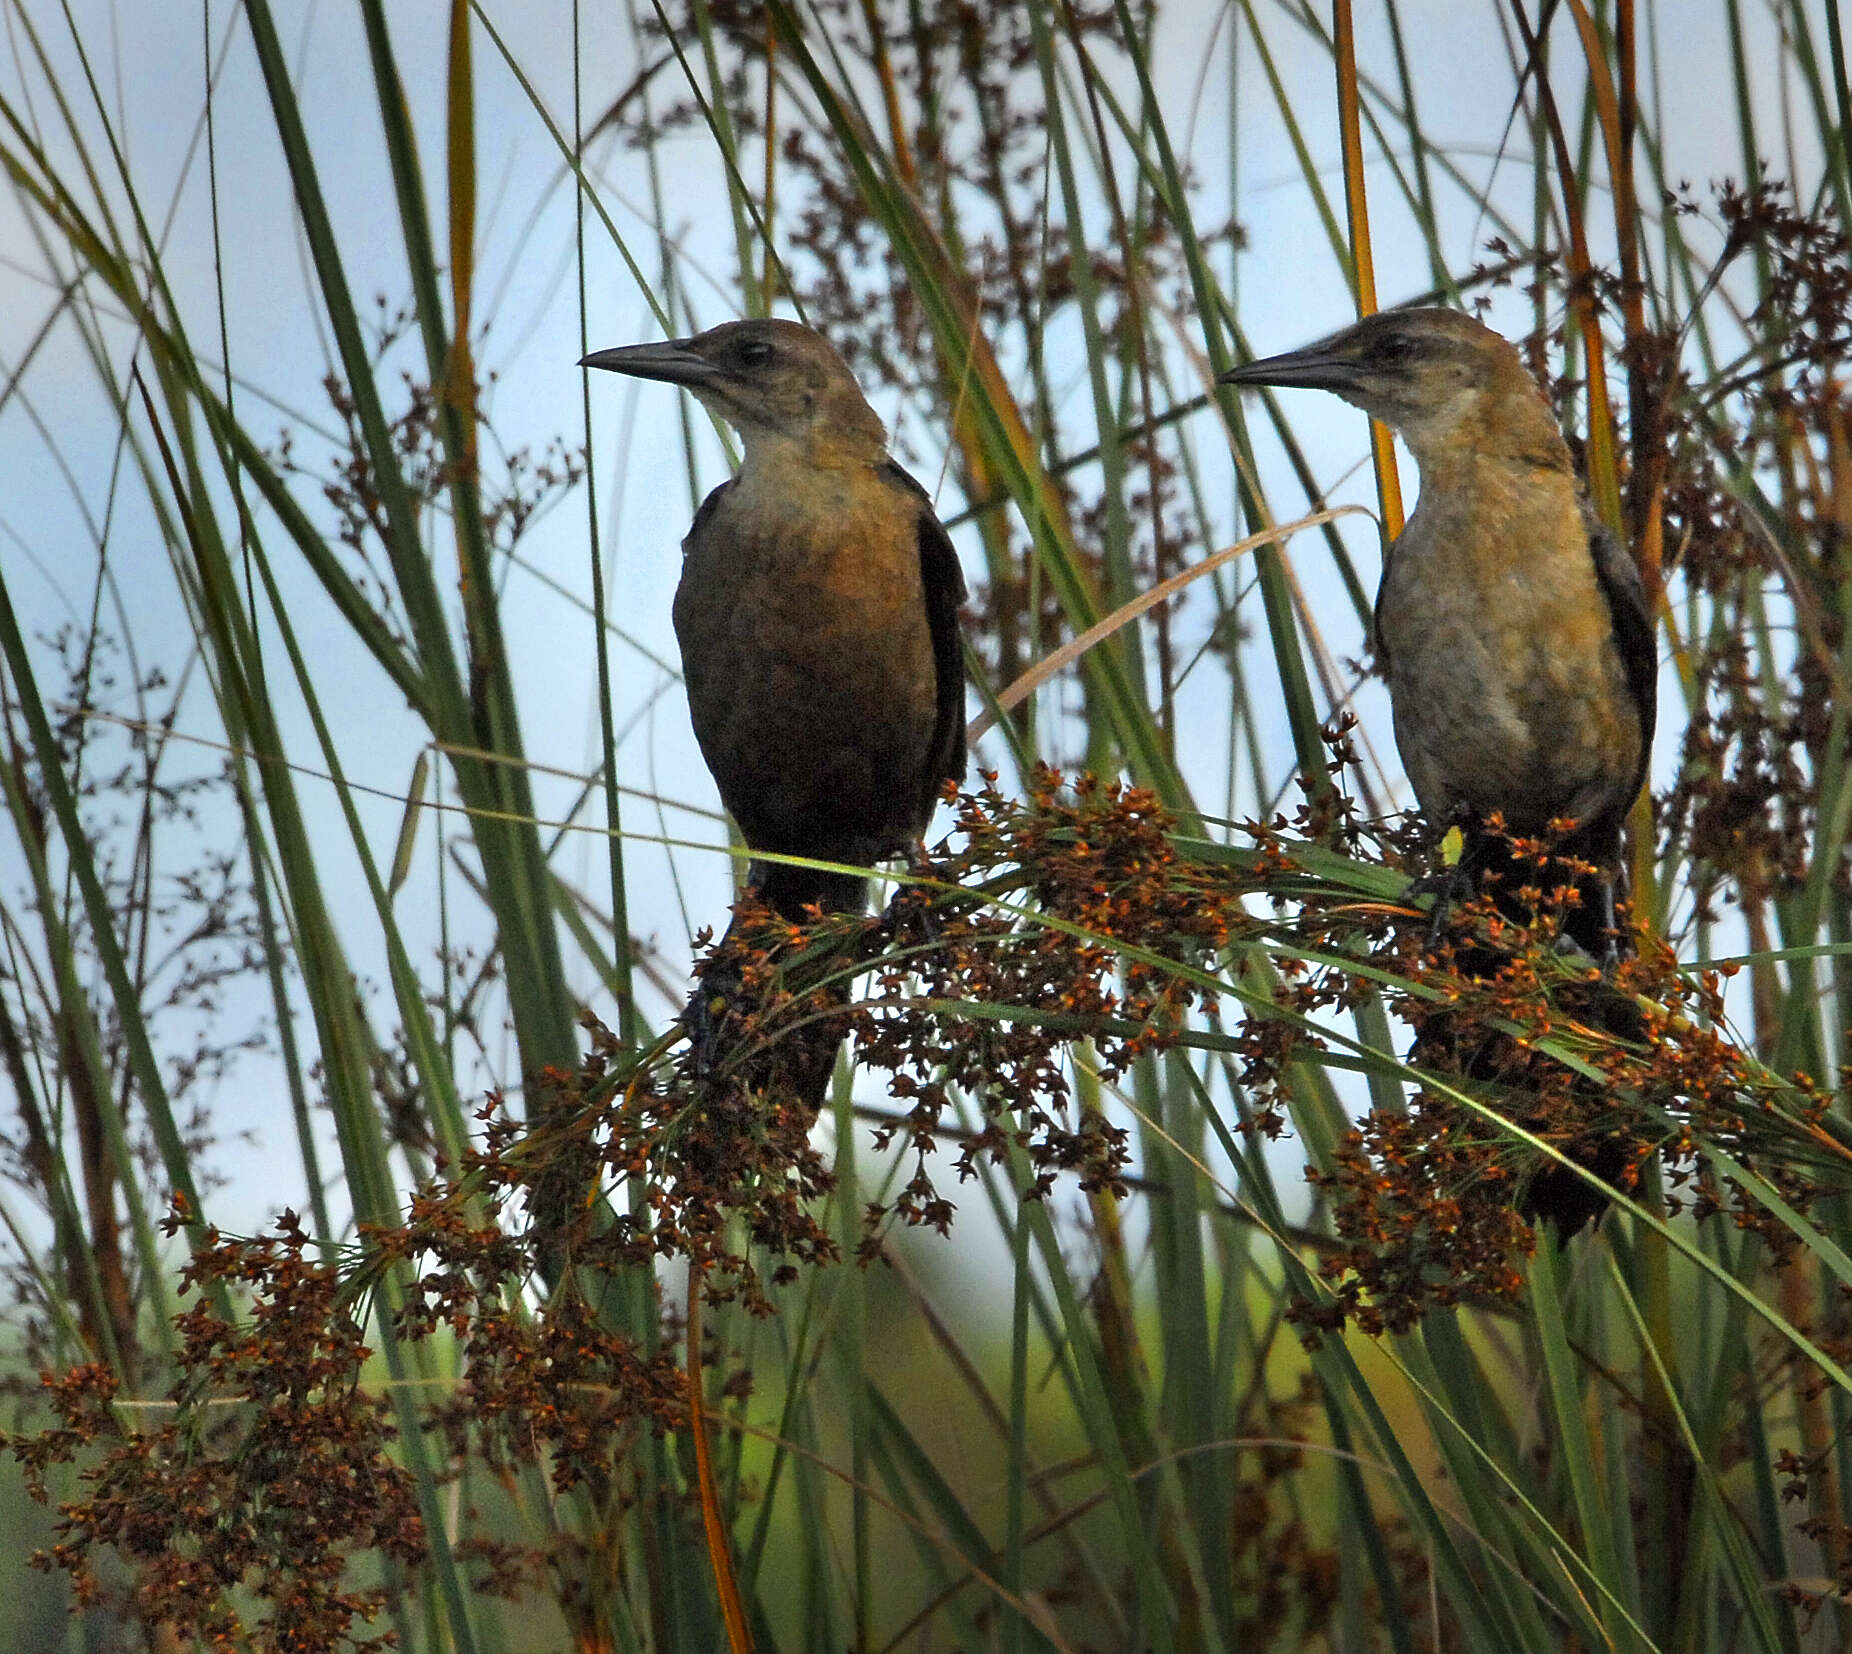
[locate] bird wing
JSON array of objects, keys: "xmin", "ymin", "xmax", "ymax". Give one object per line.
[
  {"xmin": 1585, "ymin": 510, "xmax": 1658, "ymax": 805},
  {"xmin": 1371, "ymin": 551, "xmax": 1393, "ymax": 677},
  {"xmin": 882, "ymin": 462, "xmax": 968, "ymax": 800},
  {"xmin": 683, "ymin": 477, "xmax": 736, "ymax": 551}
]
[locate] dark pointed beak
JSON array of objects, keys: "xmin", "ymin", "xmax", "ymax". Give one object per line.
[
  {"xmin": 1218, "ymin": 341, "xmax": 1368, "ymax": 395},
  {"xmin": 580, "ymin": 339, "xmax": 722, "ymax": 388}
]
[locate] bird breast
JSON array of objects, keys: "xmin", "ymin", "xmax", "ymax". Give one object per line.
[
  {"xmin": 1375, "ymin": 462, "xmax": 1642, "ymax": 835},
  {"xmin": 671, "ymin": 465, "xmax": 941, "ymax": 863}
]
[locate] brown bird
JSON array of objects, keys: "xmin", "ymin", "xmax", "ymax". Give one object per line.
[
  {"xmin": 583, "ymin": 318, "xmax": 967, "ymax": 922},
  {"xmin": 584, "ymin": 319, "xmax": 966, "ymax": 1108},
  {"xmin": 1223, "ymin": 307, "xmax": 1658, "ymax": 1236},
  {"xmin": 1220, "ymin": 307, "xmax": 1655, "ymax": 962}
]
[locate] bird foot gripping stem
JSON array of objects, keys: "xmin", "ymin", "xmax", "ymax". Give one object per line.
[
  {"xmin": 1405, "ymin": 865, "xmax": 1477, "ymax": 953},
  {"xmin": 1543, "ymin": 876, "xmax": 1626, "ymax": 977},
  {"xmin": 1595, "ymin": 876, "xmax": 1624, "ymax": 977},
  {"xmin": 880, "ymin": 843, "xmax": 946, "ymax": 943},
  {"xmin": 682, "ymin": 957, "xmax": 746, "ymax": 1078}
]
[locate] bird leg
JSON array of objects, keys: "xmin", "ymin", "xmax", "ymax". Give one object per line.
[
  {"xmin": 1541, "ymin": 869, "xmax": 1625, "ymax": 973},
  {"xmin": 683, "ymin": 956, "xmax": 743, "ymax": 1076},
  {"xmin": 1406, "ymin": 864, "xmax": 1477, "ymax": 952},
  {"xmin": 682, "ymin": 882, "xmax": 771, "ymax": 1078},
  {"xmin": 1594, "ymin": 875, "xmax": 1622, "ymax": 976},
  {"xmin": 881, "ymin": 842, "xmax": 943, "ymax": 942}
]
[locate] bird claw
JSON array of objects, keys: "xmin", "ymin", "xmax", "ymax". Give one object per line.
[
  {"xmin": 1549, "ymin": 877, "xmax": 1623, "ymax": 975},
  {"xmin": 682, "ymin": 967, "xmax": 741, "ymax": 1075},
  {"xmin": 1550, "ymin": 931, "xmax": 1601, "ymax": 967},
  {"xmin": 1553, "ymin": 930, "xmax": 1619, "ymax": 976},
  {"xmin": 884, "ymin": 886, "xmax": 942, "ymax": 943},
  {"xmin": 1406, "ymin": 866, "xmax": 1476, "ymax": 951},
  {"xmin": 882, "ymin": 846, "xmax": 942, "ymax": 943}
]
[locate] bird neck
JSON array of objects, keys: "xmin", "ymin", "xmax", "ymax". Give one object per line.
[
  {"xmin": 1405, "ymin": 375, "xmax": 1575, "ymax": 486},
  {"xmin": 736, "ymin": 420, "xmax": 888, "ymax": 482}
]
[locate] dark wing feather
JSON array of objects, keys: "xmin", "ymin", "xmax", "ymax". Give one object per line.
[
  {"xmin": 1586, "ymin": 511, "xmax": 1657, "ymax": 807},
  {"xmin": 881, "ymin": 462, "xmax": 968, "ymax": 806},
  {"xmin": 683, "ymin": 477, "xmax": 735, "ymax": 551},
  {"xmin": 917, "ymin": 510, "xmax": 969, "ymax": 791},
  {"xmin": 1371, "ymin": 552, "xmax": 1393, "ymax": 677}
]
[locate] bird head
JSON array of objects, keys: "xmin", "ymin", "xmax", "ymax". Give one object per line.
[
  {"xmin": 1219, "ymin": 307, "xmax": 1567, "ymax": 471},
  {"xmin": 582, "ymin": 318, "xmax": 887, "ymax": 465}
]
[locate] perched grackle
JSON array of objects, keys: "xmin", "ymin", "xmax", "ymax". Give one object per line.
[
  {"xmin": 584, "ymin": 318, "xmax": 966, "ymax": 921},
  {"xmin": 1222, "ymin": 308, "xmax": 1659, "ymax": 1236},
  {"xmin": 584, "ymin": 319, "xmax": 966, "ymax": 1106},
  {"xmin": 1220, "ymin": 307, "xmax": 1655, "ymax": 961}
]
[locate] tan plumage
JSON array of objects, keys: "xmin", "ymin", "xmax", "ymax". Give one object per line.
[{"xmin": 1222, "ymin": 307, "xmax": 1655, "ymax": 958}]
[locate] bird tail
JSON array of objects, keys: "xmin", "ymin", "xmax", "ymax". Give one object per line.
[
  {"xmin": 683, "ymin": 859, "xmax": 867, "ymax": 1120},
  {"xmin": 750, "ymin": 858, "xmax": 870, "ymax": 924},
  {"xmin": 1406, "ymin": 968, "xmax": 1640, "ymax": 1242},
  {"xmin": 1410, "ymin": 818, "xmax": 1644, "ymax": 1241}
]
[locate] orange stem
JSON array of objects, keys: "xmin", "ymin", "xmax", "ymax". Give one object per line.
[
  {"xmin": 1332, "ymin": 0, "xmax": 1406, "ymax": 539},
  {"xmin": 688, "ymin": 1273, "xmax": 755, "ymax": 1654}
]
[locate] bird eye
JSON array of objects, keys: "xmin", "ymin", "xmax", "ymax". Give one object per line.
[{"xmin": 736, "ymin": 337, "xmax": 774, "ymax": 368}]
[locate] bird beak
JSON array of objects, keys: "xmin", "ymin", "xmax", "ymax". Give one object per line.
[
  {"xmin": 1218, "ymin": 337, "xmax": 1367, "ymax": 395},
  {"xmin": 580, "ymin": 339, "xmax": 723, "ymax": 389}
]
